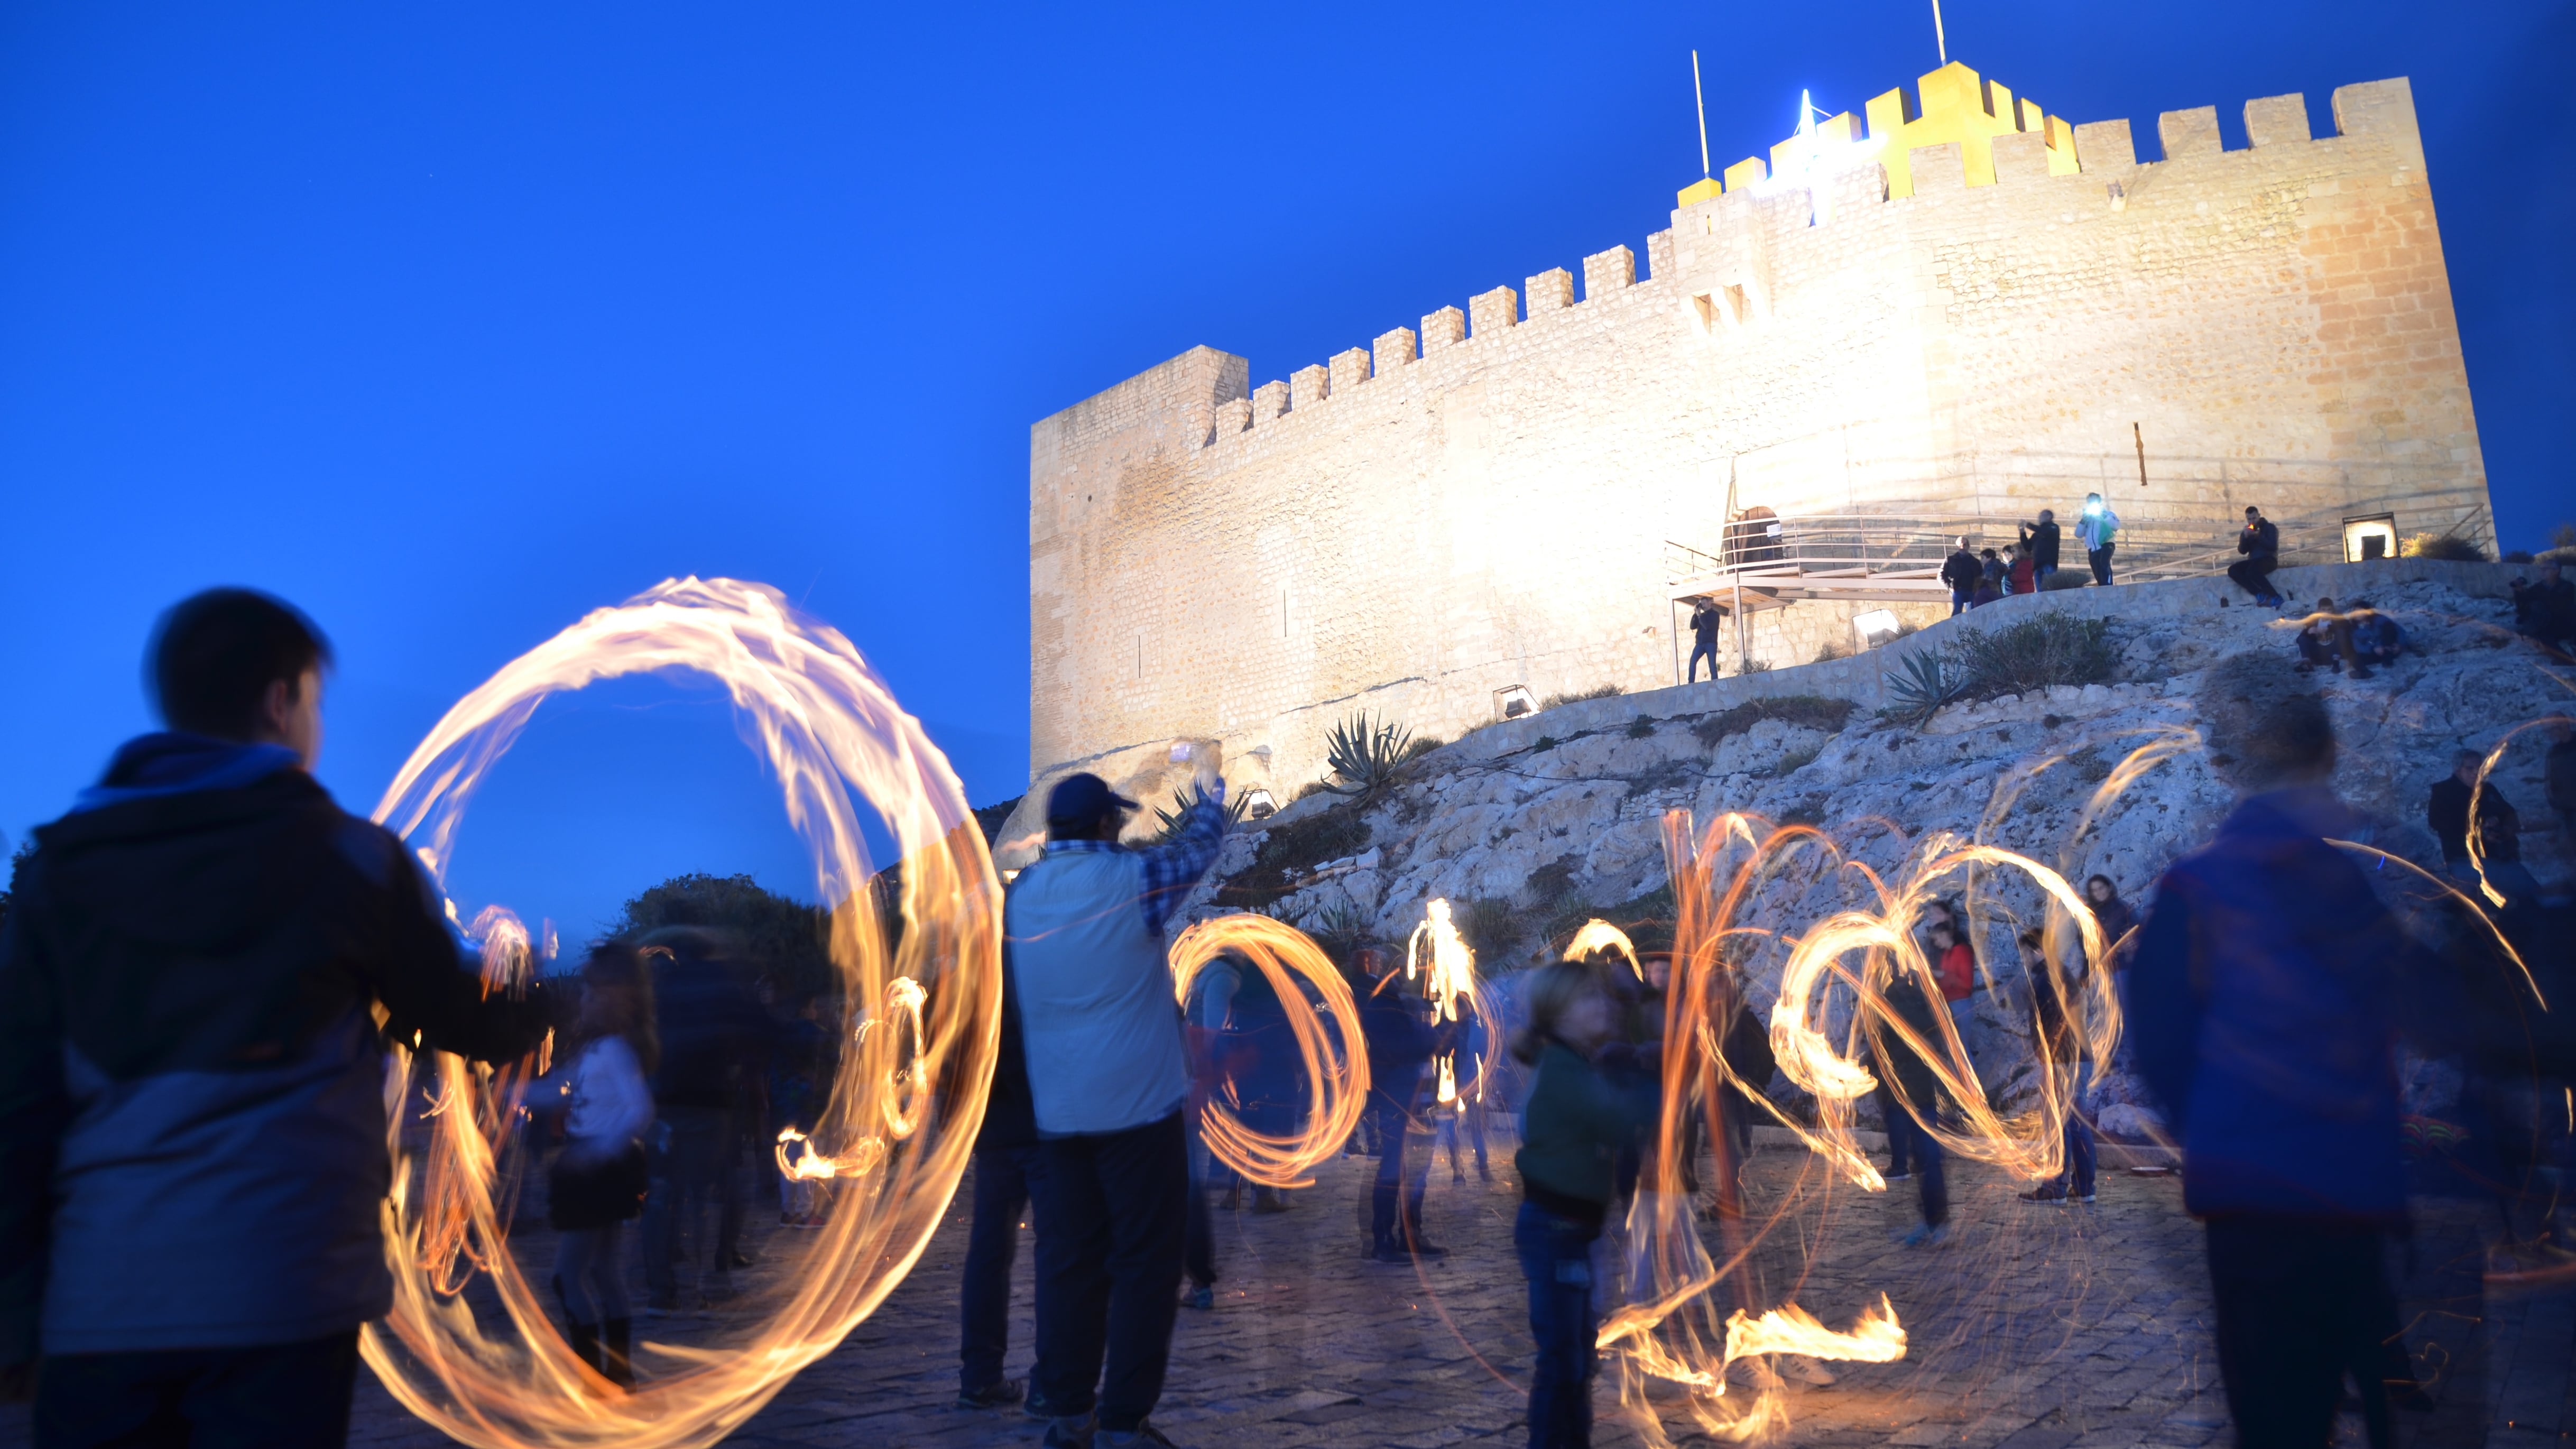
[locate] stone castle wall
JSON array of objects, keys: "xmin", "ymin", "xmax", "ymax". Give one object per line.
[{"xmin": 1011, "ymin": 72, "xmax": 2490, "ymax": 863}]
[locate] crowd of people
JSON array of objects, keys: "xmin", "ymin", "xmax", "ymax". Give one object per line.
[
  {"xmin": 3, "ymin": 588, "xmax": 2572, "ymax": 1449},
  {"xmin": 1942, "ymin": 494, "xmax": 2122, "ymax": 615}
]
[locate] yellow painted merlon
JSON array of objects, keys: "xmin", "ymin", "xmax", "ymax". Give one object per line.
[
  {"xmin": 1675, "ymin": 176, "xmax": 1722, "ymax": 208},
  {"xmin": 1722, "ymin": 156, "xmax": 1768, "ymax": 192},
  {"xmin": 1863, "ymin": 61, "xmax": 2077, "ymax": 197},
  {"xmin": 1770, "ymin": 111, "xmax": 1860, "ymax": 174}
]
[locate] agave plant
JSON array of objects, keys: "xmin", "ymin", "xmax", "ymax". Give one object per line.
[
  {"xmin": 1148, "ymin": 785, "xmax": 1249, "ymax": 843},
  {"xmin": 1322, "ymin": 712, "xmax": 1414, "ymax": 800},
  {"xmin": 1886, "ymin": 649, "xmax": 1969, "ymax": 724}
]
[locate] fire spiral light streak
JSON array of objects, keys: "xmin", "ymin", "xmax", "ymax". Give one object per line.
[
  {"xmin": 1407, "ymin": 898, "xmax": 1494, "ymax": 1104},
  {"xmin": 1168, "ymin": 913, "xmax": 1369, "ymax": 1188},
  {"xmin": 1586, "ymin": 789, "xmax": 2126, "ymax": 1444},
  {"xmin": 364, "ymin": 577, "xmax": 1002, "ymax": 1449}
]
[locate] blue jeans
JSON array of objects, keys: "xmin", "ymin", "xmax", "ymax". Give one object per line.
[
  {"xmin": 1515, "ymin": 1200, "xmax": 1600, "ymax": 1449},
  {"xmin": 960, "ymin": 1143, "xmax": 1041, "ymax": 1393},
  {"xmin": 2088, "ymin": 544, "xmax": 2116, "ymax": 585},
  {"xmin": 2035, "ymin": 563, "xmax": 2057, "ymax": 588},
  {"xmin": 1887, "ymin": 1105, "xmax": 1948, "ymax": 1226},
  {"xmin": 1370, "ymin": 1095, "xmax": 1432, "ymax": 1249},
  {"xmin": 2060, "ymin": 1062, "xmax": 2095, "ymax": 1199},
  {"xmin": 1950, "ymin": 589, "xmax": 1972, "ymax": 616},
  {"xmin": 1688, "ymin": 640, "xmax": 1719, "ymax": 682}
]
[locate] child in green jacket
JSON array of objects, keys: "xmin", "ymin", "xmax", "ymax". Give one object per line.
[{"xmin": 1511, "ymin": 961, "xmax": 1660, "ymax": 1448}]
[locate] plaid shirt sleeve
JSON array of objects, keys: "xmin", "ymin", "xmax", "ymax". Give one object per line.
[{"xmin": 1136, "ymin": 787, "xmax": 1227, "ymax": 937}]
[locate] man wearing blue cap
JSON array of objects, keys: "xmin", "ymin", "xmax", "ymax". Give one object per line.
[{"xmin": 1010, "ymin": 747, "xmax": 1229, "ymax": 1449}]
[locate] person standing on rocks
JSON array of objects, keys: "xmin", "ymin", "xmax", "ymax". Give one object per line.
[
  {"xmin": 2228, "ymin": 505, "xmax": 2285, "ymax": 608},
  {"xmin": 2078, "ymin": 494, "xmax": 2120, "ymax": 585},
  {"xmin": 0, "ymin": 588, "xmax": 553, "ymax": 1446},
  {"xmin": 1941, "ymin": 537, "xmax": 1982, "ymax": 617},
  {"xmin": 1009, "ymin": 758, "xmax": 1229, "ymax": 1449},
  {"xmin": 1687, "ymin": 599, "xmax": 1723, "ymax": 684},
  {"xmin": 2084, "ymin": 875, "xmax": 2139, "ymax": 969},
  {"xmin": 2127, "ymin": 653, "xmax": 2423, "ymax": 1446},
  {"xmin": 2019, "ymin": 510, "xmax": 2063, "ymax": 588}
]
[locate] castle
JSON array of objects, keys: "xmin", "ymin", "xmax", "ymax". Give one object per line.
[{"xmin": 1005, "ymin": 62, "xmax": 2490, "ymax": 861}]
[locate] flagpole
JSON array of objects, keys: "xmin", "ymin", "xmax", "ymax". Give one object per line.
[{"xmin": 1692, "ymin": 49, "xmax": 1712, "ymax": 179}]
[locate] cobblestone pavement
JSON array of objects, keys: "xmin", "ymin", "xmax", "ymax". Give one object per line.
[{"xmin": 5, "ymin": 1132, "xmax": 2568, "ymax": 1448}]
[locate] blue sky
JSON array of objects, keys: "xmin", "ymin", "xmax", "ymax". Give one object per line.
[{"xmin": 5, "ymin": 2, "xmax": 2568, "ymax": 937}]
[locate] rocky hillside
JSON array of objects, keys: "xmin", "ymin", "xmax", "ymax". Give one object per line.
[{"xmin": 1172, "ymin": 558, "xmax": 2571, "ymax": 1132}]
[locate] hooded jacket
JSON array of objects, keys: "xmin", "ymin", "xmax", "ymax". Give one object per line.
[{"xmin": 0, "ymin": 734, "xmax": 549, "ymax": 1360}]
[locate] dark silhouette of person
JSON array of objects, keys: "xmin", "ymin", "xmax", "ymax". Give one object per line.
[
  {"xmin": 1941, "ymin": 537, "xmax": 1981, "ymax": 617},
  {"xmin": 2228, "ymin": 505, "xmax": 2283, "ymax": 606},
  {"xmin": 2019, "ymin": 510, "xmax": 2063, "ymax": 587},
  {"xmin": 0, "ymin": 589, "xmax": 550, "ymax": 1446},
  {"xmin": 2126, "ymin": 653, "xmax": 2424, "ymax": 1446},
  {"xmin": 1687, "ymin": 600, "xmax": 1722, "ymax": 684}
]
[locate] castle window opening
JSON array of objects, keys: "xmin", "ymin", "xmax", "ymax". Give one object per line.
[
  {"xmin": 1494, "ymin": 685, "xmax": 1537, "ymax": 722},
  {"xmin": 2342, "ymin": 514, "xmax": 2398, "ymax": 562},
  {"xmin": 1724, "ymin": 284, "xmax": 1750, "ymax": 325}
]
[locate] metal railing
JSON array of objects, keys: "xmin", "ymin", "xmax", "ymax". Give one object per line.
[{"xmin": 1668, "ymin": 505, "xmax": 2359, "ymax": 602}]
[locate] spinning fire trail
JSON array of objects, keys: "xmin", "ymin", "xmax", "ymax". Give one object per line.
[{"xmin": 366, "ymin": 577, "xmax": 1002, "ymax": 1449}]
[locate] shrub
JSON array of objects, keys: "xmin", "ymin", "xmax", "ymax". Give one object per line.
[
  {"xmin": 1456, "ymin": 896, "xmax": 1523, "ymax": 959},
  {"xmin": 1322, "ymin": 712, "xmax": 1414, "ymax": 800},
  {"xmin": 1885, "ymin": 651, "xmax": 1971, "ymax": 725},
  {"xmin": 1689, "ymin": 695, "xmax": 1857, "ymax": 748},
  {"xmin": 1401, "ymin": 735, "xmax": 1444, "ymax": 761},
  {"xmin": 1738, "ymin": 659, "xmax": 1775, "ymax": 674},
  {"xmin": 1773, "ymin": 745, "xmax": 1822, "ymax": 778},
  {"xmin": 1626, "ymin": 717, "xmax": 1657, "ymax": 739},
  {"xmin": 1148, "ymin": 786, "xmax": 1250, "ymax": 843},
  {"xmin": 1812, "ymin": 641, "xmax": 1850, "ymax": 664},
  {"xmin": 1953, "ymin": 614, "xmax": 2116, "ymax": 700},
  {"xmin": 2400, "ymin": 532, "xmax": 2488, "ymax": 562},
  {"xmin": 1540, "ymin": 682, "xmax": 1626, "ymax": 710},
  {"xmin": 1213, "ymin": 803, "xmax": 1371, "ymax": 913}
]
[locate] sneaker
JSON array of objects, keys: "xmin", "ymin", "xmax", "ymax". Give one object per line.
[
  {"xmin": 1882, "ymin": 1169, "xmax": 1911, "ymax": 1183},
  {"xmin": 1180, "ymin": 1284, "xmax": 1214, "ymax": 1310},
  {"xmin": 1024, "ymin": 1390, "xmax": 1073, "ymax": 1421},
  {"xmin": 2018, "ymin": 1184, "xmax": 2069, "ymax": 1205},
  {"xmin": 1042, "ymin": 1415, "xmax": 1097, "ymax": 1448},
  {"xmin": 1369, "ymin": 1244, "xmax": 1415, "ymax": 1264},
  {"xmin": 1897, "ymin": 1222, "xmax": 1951, "ymax": 1248},
  {"xmin": 957, "ymin": 1378, "xmax": 1024, "ymax": 1410},
  {"xmin": 2071, "ymin": 1190, "xmax": 2097, "ymax": 1204},
  {"xmin": 1100, "ymin": 1423, "xmax": 1181, "ymax": 1448}
]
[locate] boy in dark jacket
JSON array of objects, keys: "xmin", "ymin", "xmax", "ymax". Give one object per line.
[
  {"xmin": 2227, "ymin": 506, "xmax": 2284, "ymax": 607},
  {"xmin": 0, "ymin": 589, "xmax": 550, "ymax": 1447},
  {"xmin": 2127, "ymin": 653, "xmax": 2422, "ymax": 1445},
  {"xmin": 1941, "ymin": 538, "xmax": 1981, "ymax": 616}
]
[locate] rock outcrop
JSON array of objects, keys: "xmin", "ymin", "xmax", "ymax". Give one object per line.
[{"xmin": 1175, "ymin": 559, "xmax": 2572, "ymax": 1137}]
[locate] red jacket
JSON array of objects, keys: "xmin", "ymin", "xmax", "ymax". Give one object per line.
[{"xmin": 1936, "ymin": 943, "xmax": 1974, "ymax": 1002}]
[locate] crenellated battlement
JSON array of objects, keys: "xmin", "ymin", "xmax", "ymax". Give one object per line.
[{"xmin": 1186, "ymin": 70, "xmax": 2429, "ymax": 453}]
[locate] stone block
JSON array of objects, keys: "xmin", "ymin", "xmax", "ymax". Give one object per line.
[
  {"xmin": 1290, "ymin": 363, "xmax": 1328, "ymax": 409},
  {"xmin": 2331, "ymin": 77, "xmax": 2415, "ymax": 139},
  {"xmin": 1581, "ymin": 245, "xmax": 1634, "ymax": 299},
  {"xmin": 2074, "ymin": 118, "xmax": 2135, "ymax": 170},
  {"xmin": 1467, "ymin": 285, "xmax": 1519, "ymax": 338},
  {"xmin": 1372, "ymin": 326, "xmax": 1417, "ymax": 372},
  {"xmin": 1420, "ymin": 306, "xmax": 1464, "ymax": 350},
  {"xmin": 1328, "ymin": 347, "xmax": 1371, "ymax": 395},
  {"xmin": 2158, "ymin": 105, "xmax": 2222, "ymax": 159},
  {"xmin": 1991, "ymin": 131, "xmax": 2051, "ymax": 183},
  {"xmin": 1909, "ymin": 141, "xmax": 1965, "ymax": 192},
  {"xmin": 1525, "ymin": 267, "xmax": 1573, "ymax": 313},
  {"xmin": 2243, "ymin": 93, "xmax": 2310, "ymax": 147},
  {"xmin": 1645, "ymin": 228, "xmax": 1672, "ymax": 279},
  {"xmin": 1250, "ymin": 379, "xmax": 1288, "ymax": 424}
]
